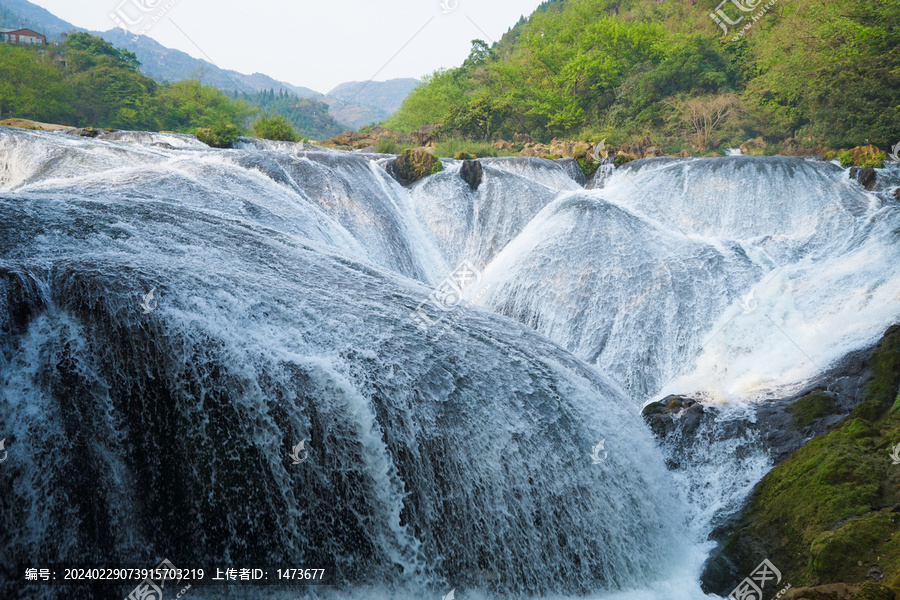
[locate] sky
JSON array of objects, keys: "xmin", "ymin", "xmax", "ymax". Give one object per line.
[{"xmin": 28, "ymin": 0, "xmax": 547, "ymax": 93}]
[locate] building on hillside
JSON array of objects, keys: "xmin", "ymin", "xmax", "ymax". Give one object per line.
[{"xmin": 0, "ymin": 28, "xmax": 47, "ymax": 45}]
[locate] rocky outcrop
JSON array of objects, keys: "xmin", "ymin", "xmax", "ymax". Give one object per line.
[
  {"xmin": 323, "ymin": 126, "xmax": 412, "ymax": 150},
  {"xmin": 384, "ymin": 148, "xmax": 443, "ymax": 186},
  {"xmin": 0, "ymin": 118, "xmax": 74, "ymax": 131},
  {"xmin": 850, "ymin": 166, "xmax": 878, "ymax": 190},
  {"xmin": 783, "ymin": 582, "xmax": 895, "ymax": 600},
  {"xmin": 698, "ymin": 325, "xmax": 900, "ymax": 597},
  {"xmin": 459, "ymin": 159, "xmax": 483, "ymax": 191}
]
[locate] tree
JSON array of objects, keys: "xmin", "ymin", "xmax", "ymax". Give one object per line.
[{"xmin": 667, "ymin": 93, "xmax": 741, "ymax": 149}]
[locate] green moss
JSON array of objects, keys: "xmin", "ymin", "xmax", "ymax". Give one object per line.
[
  {"xmin": 810, "ymin": 511, "xmax": 898, "ymax": 582},
  {"xmin": 788, "ymin": 390, "xmax": 838, "ymax": 429},
  {"xmin": 393, "ymin": 149, "xmax": 443, "ymax": 186},
  {"xmin": 854, "ymin": 582, "xmax": 898, "ymax": 600},
  {"xmin": 614, "ymin": 154, "xmax": 634, "ymax": 167},
  {"xmin": 577, "ymin": 157, "xmax": 599, "ymax": 178},
  {"xmin": 705, "ymin": 326, "xmax": 900, "ymax": 593}
]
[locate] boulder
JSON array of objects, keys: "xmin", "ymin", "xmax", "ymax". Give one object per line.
[
  {"xmin": 385, "ymin": 148, "xmax": 443, "ymax": 186},
  {"xmin": 459, "ymin": 160, "xmax": 483, "ymax": 191},
  {"xmin": 849, "ymin": 167, "xmax": 877, "ymax": 190},
  {"xmin": 65, "ymin": 127, "xmax": 102, "ymax": 138}
]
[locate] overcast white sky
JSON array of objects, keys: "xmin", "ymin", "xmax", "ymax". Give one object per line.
[{"xmin": 28, "ymin": 0, "xmax": 545, "ymax": 93}]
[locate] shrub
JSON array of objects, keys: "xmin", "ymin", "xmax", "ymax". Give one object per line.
[
  {"xmin": 252, "ymin": 114, "xmax": 297, "ymax": 142},
  {"xmin": 196, "ymin": 122, "xmax": 240, "ymax": 148}
]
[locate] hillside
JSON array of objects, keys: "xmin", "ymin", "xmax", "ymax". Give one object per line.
[
  {"xmin": 384, "ymin": 0, "xmax": 900, "ymax": 153},
  {"xmin": 0, "ymin": 0, "xmax": 420, "ymax": 134}
]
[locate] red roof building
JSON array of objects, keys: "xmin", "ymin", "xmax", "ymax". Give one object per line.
[{"xmin": 0, "ymin": 28, "xmax": 47, "ymax": 45}]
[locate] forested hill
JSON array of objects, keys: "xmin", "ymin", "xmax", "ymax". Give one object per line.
[
  {"xmin": 385, "ymin": 0, "xmax": 900, "ymax": 152},
  {"xmin": 0, "ymin": 32, "xmax": 344, "ymax": 141}
]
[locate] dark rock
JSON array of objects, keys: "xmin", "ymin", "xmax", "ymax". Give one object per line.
[
  {"xmin": 893, "ymin": 188, "xmax": 899, "ymax": 201},
  {"xmin": 850, "ymin": 166, "xmax": 877, "ymax": 190},
  {"xmin": 459, "ymin": 160, "xmax": 483, "ymax": 191},
  {"xmin": 554, "ymin": 158, "xmax": 588, "ymax": 186},
  {"xmin": 65, "ymin": 127, "xmax": 100, "ymax": 138},
  {"xmin": 857, "ymin": 167, "xmax": 877, "ymax": 190},
  {"xmin": 641, "ymin": 396, "xmax": 709, "ymax": 440}
]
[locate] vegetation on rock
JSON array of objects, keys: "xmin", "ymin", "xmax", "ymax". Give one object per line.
[
  {"xmin": 702, "ymin": 326, "xmax": 900, "ymax": 596},
  {"xmin": 390, "ymin": 149, "xmax": 444, "ymax": 186}
]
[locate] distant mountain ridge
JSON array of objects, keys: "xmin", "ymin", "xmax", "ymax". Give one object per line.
[
  {"xmin": 0, "ymin": 0, "xmax": 418, "ymax": 131},
  {"xmin": 324, "ymin": 79, "xmax": 420, "ymax": 129}
]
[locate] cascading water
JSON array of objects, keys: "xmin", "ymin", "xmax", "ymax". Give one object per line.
[
  {"xmin": 464, "ymin": 156, "xmax": 900, "ymax": 404},
  {"xmin": 0, "ymin": 128, "xmax": 704, "ymax": 600},
  {"xmin": 1, "ymin": 127, "xmax": 898, "ymax": 600}
]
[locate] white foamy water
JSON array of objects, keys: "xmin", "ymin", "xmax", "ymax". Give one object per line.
[{"xmin": 2, "ymin": 127, "xmax": 897, "ymax": 599}]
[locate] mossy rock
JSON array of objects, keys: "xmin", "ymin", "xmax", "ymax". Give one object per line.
[
  {"xmin": 788, "ymin": 390, "xmax": 838, "ymax": 429},
  {"xmin": 854, "ymin": 582, "xmax": 897, "ymax": 600},
  {"xmin": 454, "ymin": 151, "xmax": 475, "ymax": 160},
  {"xmin": 392, "ymin": 148, "xmax": 443, "ymax": 186},
  {"xmin": 614, "ymin": 152, "xmax": 636, "ymax": 167},
  {"xmin": 810, "ymin": 511, "xmax": 899, "ymax": 583},
  {"xmin": 577, "ymin": 157, "xmax": 599, "ymax": 178},
  {"xmin": 702, "ymin": 326, "xmax": 900, "ymax": 595}
]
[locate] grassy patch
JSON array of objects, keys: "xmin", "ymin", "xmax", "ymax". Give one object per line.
[{"xmin": 432, "ymin": 138, "xmax": 517, "ymax": 159}]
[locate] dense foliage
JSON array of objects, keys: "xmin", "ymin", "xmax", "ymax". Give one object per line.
[
  {"xmin": 0, "ymin": 33, "xmax": 253, "ymax": 137},
  {"xmin": 234, "ymin": 89, "xmax": 345, "ymax": 140},
  {"xmin": 384, "ymin": 0, "xmax": 900, "ymax": 150}
]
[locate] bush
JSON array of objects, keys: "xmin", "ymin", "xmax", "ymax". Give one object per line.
[
  {"xmin": 196, "ymin": 122, "xmax": 241, "ymax": 148},
  {"xmin": 252, "ymin": 114, "xmax": 297, "ymax": 142},
  {"xmin": 375, "ymin": 137, "xmax": 414, "ymax": 154}
]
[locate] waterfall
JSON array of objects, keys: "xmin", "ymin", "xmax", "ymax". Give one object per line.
[
  {"xmin": 466, "ymin": 156, "xmax": 900, "ymax": 403},
  {"xmin": 2, "ymin": 127, "xmax": 898, "ymax": 599},
  {"xmin": 0, "ymin": 128, "xmax": 700, "ymax": 599}
]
